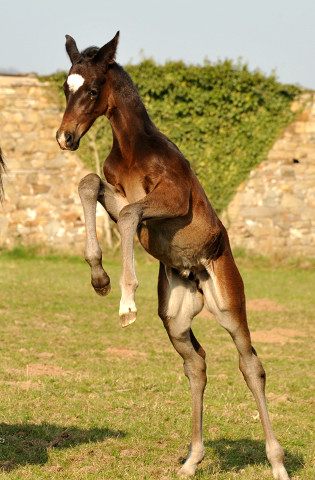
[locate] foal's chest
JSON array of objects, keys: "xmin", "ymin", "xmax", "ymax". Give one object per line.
[
  {"xmin": 104, "ymin": 161, "xmax": 148, "ymax": 204},
  {"xmin": 123, "ymin": 175, "xmax": 147, "ymax": 203}
]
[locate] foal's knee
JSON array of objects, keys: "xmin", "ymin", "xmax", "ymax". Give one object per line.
[
  {"xmin": 78, "ymin": 173, "xmax": 101, "ymax": 199},
  {"xmin": 117, "ymin": 204, "xmax": 140, "ymax": 231}
]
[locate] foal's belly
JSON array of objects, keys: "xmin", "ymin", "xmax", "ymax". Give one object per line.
[{"xmin": 137, "ymin": 219, "xmax": 217, "ymax": 272}]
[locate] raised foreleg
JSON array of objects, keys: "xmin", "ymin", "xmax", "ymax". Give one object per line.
[
  {"xmin": 116, "ymin": 182, "xmax": 190, "ymax": 327},
  {"xmin": 199, "ymin": 253, "xmax": 290, "ymax": 480},
  {"xmin": 158, "ymin": 263, "xmax": 206, "ymax": 478},
  {"xmin": 78, "ymin": 173, "xmax": 128, "ymax": 297}
]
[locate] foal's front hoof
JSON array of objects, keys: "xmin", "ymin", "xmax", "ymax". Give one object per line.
[
  {"xmin": 93, "ymin": 282, "xmax": 111, "ymax": 296},
  {"xmin": 120, "ymin": 310, "xmax": 137, "ymax": 328},
  {"xmin": 91, "ymin": 268, "xmax": 111, "ymax": 296}
]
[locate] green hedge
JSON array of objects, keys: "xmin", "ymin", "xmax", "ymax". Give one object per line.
[{"xmin": 45, "ymin": 59, "xmax": 301, "ymax": 213}]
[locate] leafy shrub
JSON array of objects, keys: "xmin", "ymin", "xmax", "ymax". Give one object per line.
[{"xmin": 43, "ymin": 60, "xmax": 301, "ymax": 213}]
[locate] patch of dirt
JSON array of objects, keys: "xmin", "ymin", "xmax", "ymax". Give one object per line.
[
  {"xmin": 0, "ymin": 380, "xmax": 42, "ymax": 390},
  {"xmin": 246, "ymin": 298, "xmax": 287, "ymax": 311},
  {"xmin": 251, "ymin": 328, "xmax": 306, "ymax": 345},
  {"xmin": 197, "ymin": 298, "xmax": 286, "ymax": 319},
  {"xmin": 54, "ymin": 313, "xmax": 73, "ymax": 320},
  {"xmin": 26, "ymin": 363, "xmax": 68, "ymax": 377},
  {"xmin": 37, "ymin": 352, "xmax": 54, "ymax": 359},
  {"xmin": 266, "ymin": 392, "xmax": 291, "ymax": 403},
  {"xmin": 119, "ymin": 448, "xmax": 139, "ymax": 457},
  {"xmin": 103, "ymin": 346, "xmax": 146, "ymax": 358}
]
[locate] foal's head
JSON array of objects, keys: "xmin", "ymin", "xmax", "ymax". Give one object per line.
[{"xmin": 56, "ymin": 32, "xmax": 119, "ymax": 151}]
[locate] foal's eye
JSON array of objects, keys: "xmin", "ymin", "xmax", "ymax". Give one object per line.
[{"xmin": 89, "ymin": 89, "xmax": 98, "ymax": 98}]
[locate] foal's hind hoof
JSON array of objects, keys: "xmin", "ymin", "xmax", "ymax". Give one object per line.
[
  {"xmin": 120, "ymin": 311, "xmax": 137, "ymax": 328},
  {"xmin": 93, "ymin": 283, "xmax": 111, "ymax": 296},
  {"xmin": 177, "ymin": 465, "xmax": 195, "ymax": 478}
]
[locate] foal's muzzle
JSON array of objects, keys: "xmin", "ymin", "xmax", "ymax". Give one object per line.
[{"xmin": 56, "ymin": 129, "xmax": 80, "ymax": 151}]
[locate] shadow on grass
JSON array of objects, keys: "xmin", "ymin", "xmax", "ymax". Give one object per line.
[
  {"xmin": 0, "ymin": 422, "xmax": 126, "ymax": 472},
  {"xmin": 203, "ymin": 438, "xmax": 303, "ymax": 477}
]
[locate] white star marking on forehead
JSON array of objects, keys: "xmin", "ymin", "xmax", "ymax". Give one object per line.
[{"xmin": 67, "ymin": 74, "xmax": 85, "ymax": 93}]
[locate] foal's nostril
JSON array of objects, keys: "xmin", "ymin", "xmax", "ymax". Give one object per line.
[{"xmin": 65, "ymin": 131, "xmax": 73, "ymax": 147}]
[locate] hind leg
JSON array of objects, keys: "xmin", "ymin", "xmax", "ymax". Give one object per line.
[
  {"xmin": 199, "ymin": 254, "xmax": 289, "ymax": 480},
  {"xmin": 158, "ymin": 263, "xmax": 207, "ymax": 477}
]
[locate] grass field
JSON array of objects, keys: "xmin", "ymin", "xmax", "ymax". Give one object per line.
[{"xmin": 0, "ymin": 248, "xmax": 313, "ymax": 479}]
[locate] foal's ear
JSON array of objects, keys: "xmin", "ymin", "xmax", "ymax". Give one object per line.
[
  {"xmin": 65, "ymin": 35, "xmax": 81, "ymax": 64},
  {"xmin": 94, "ymin": 31, "xmax": 120, "ymax": 66}
]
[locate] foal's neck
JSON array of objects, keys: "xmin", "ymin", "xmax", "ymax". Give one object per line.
[{"xmin": 106, "ymin": 64, "xmax": 154, "ymax": 157}]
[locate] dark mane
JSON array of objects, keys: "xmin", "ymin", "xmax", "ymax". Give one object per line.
[
  {"xmin": 109, "ymin": 63, "xmax": 153, "ymax": 123},
  {"xmin": 79, "ymin": 46, "xmax": 100, "ymax": 61}
]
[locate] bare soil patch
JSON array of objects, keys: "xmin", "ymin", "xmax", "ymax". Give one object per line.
[
  {"xmin": 26, "ymin": 363, "xmax": 68, "ymax": 377},
  {"xmin": 251, "ymin": 328, "xmax": 306, "ymax": 345},
  {"xmin": 0, "ymin": 380, "xmax": 42, "ymax": 390},
  {"xmin": 103, "ymin": 346, "xmax": 147, "ymax": 358},
  {"xmin": 246, "ymin": 298, "xmax": 287, "ymax": 311},
  {"xmin": 197, "ymin": 298, "xmax": 286, "ymax": 319},
  {"xmin": 266, "ymin": 392, "xmax": 291, "ymax": 403}
]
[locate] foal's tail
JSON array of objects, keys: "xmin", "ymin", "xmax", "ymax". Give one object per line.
[{"xmin": 0, "ymin": 148, "xmax": 6, "ymax": 204}]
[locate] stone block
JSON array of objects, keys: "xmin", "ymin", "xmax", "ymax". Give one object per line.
[
  {"xmin": 17, "ymin": 195, "xmax": 42, "ymax": 209},
  {"xmin": 275, "ymin": 166, "xmax": 296, "ymax": 178},
  {"xmin": 268, "ymin": 150, "xmax": 294, "ymax": 161},
  {"xmin": 241, "ymin": 206, "xmax": 271, "ymax": 218},
  {"xmin": 43, "ymin": 220, "xmax": 62, "ymax": 237},
  {"xmin": 305, "ymin": 123, "xmax": 315, "ymax": 133},
  {"xmin": 0, "ymin": 216, "xmax": 9, "ymax": 243},
  {"xmin": 281, "ymin": 193, "xmax": 304, "ymax": 210},
  {"xmin": 294, "ymin": 122, "xmax": 308, "ymax": 134},
  {"xmin": 33, "ymin": 184, "xmax": 51, "ymax": 194},
  {"xmin": 46, "ymin": 154, "xmax": 68, "ymax": 169},
  {"xmin": 262, "ymin": 191, "xmax": 282, "ymax": 208}
]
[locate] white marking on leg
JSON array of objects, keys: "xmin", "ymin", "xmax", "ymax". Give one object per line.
[
  {"xmin": 67, "ymin": 74, "xmax": 85, "ymax": 93},
  {"xmin": 119, "ymin": 299, "xmax": 137, "ymax": 317}
]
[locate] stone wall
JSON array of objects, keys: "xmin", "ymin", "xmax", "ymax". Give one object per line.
[
  {"xmin": 0, "ymin": 74, "xmax": 314, "ymax": 257},
  {"xmin": 0, "ymin": 74, "xmax": 105, "ymax": 252},
  {"xmin": 222, "ymin": 94, "xmax": 315, "ymax": 258}
]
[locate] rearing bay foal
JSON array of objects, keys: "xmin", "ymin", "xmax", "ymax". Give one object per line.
[{"xmin": 56, "ymin": 32, "xmax": 289, "ymax": 479}]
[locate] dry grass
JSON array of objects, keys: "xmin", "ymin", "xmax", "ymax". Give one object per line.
[{"xmin": 0, "ymin": 247, "xmax": 313, "ymax": 479}]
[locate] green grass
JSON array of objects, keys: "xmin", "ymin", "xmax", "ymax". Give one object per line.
[{"xmin": 0, "ymin": 247, "xmax": 313, "ymax": 479}]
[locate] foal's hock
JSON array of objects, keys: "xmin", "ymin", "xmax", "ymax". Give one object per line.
[{"xmin": 56, "ymin": 32, "xmax": 290, "ymax": 479}]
